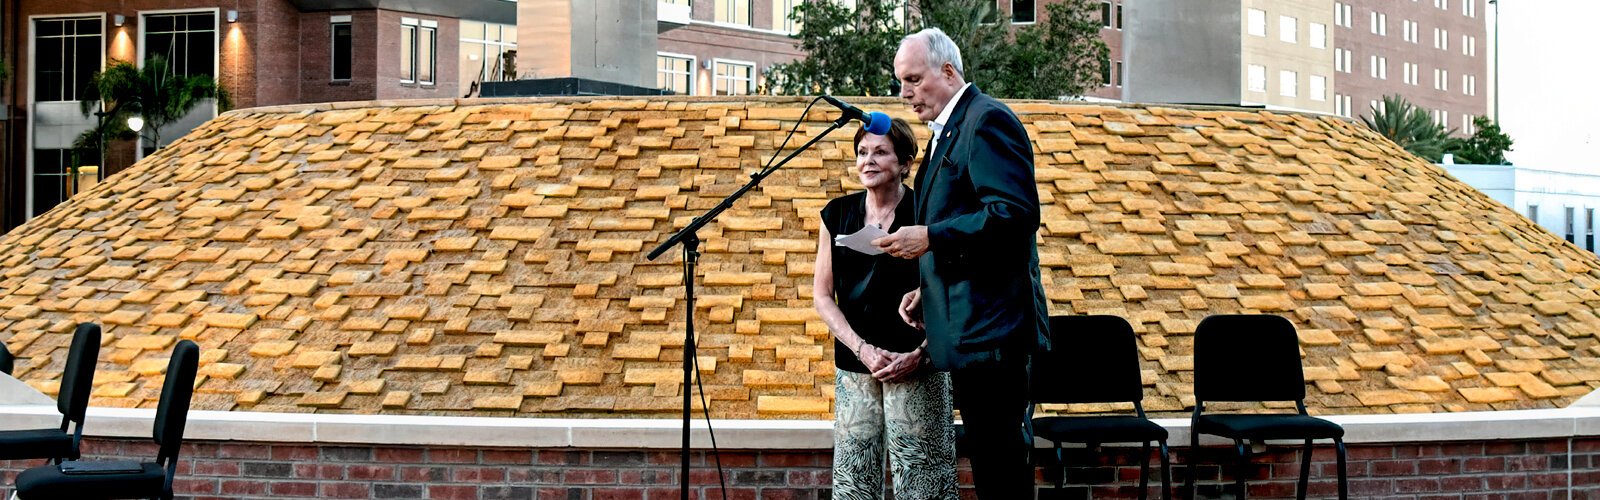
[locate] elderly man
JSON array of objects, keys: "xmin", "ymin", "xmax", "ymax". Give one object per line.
[{"xmin": 873, "ymin": 27, "xmax": 1050, "ymax": 499}]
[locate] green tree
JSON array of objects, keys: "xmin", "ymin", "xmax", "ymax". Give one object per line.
[
  {"xmin": 767, "ymin": 0, "xmax": 1107, "ymax": 99},
  {"xmin": 1445, "ymin": 116, "xmax": 1515, "ymax": 165},
  {"xmin": 76, "ymin": 55, "xmax": 230, "ymax": 152},
  {"xmin": 972, "ymin": 0, "xmax": 1108, "ymax": 99},
  {"xmin": 766, "ymin": 0, "xmax": 908, "ymax": 96},
  {"xmin": 1362, "ymin": 94, "xmax": 1452, "ymax": 162}
]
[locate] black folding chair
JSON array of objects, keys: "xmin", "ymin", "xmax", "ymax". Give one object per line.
[
  {"xmin": 1031, "ymin": 315, "xmax": 1171, "ymax": 499},
  {"xmin": 0, "ymin": 323, "xmax": 101, "ymax": 464},
  {"xmin": 1, "ymin": 342, "xmax": 14, "ymax": 375},
  {"xmin": 1184, "ymin": 314, "xmax": 1348, "ymax": 500},
  {"xmin": 14, "ymin": 339, "xmax": 199, "ymax": 500}
]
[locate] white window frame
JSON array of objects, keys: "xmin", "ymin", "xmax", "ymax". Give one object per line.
[
  {"xmin": 137, "ymin": 8, "xmax": 221, "ymax": 78},
  {"xmin": 1310, "ymin": 75, "xmax": 1326, "ymax": 101},
  {"xmin": 1279, "ymin": 16, "xmax": 1298, "ymax": 43},
  {"xmin": 331, "ymin": 15, "xmax": 353, "ymax": 81},
  {"xmin": 657, "ymin": 52, "xmax": 696, "ymax": 95},
  {"xmin": 1247, "ymin": 9, "xmax": 1266, "ymax": 37},
  {"xmin": 715, "ymin": 0, "xmax": 754, "ymax": 27},
  {"xmin": 400, "ymin": 17, "xmax": 439, "ymax": 85},
  {"xmin": 773, "ymin": 0, "xmax": 802, "ymax": 33},
  {"xmin": 1010, "ymin": 0, "xmax": 1037, "ymax": 25},
  {"xmin": 1247, "ymin": 64, "xmax": 1266, "ymax": 92},
  {"xmin": 712, "ymin": 58, "xmax": 757, "ymax": 96},
  {"xmin": 1279, "ymin": 70, "xmax": 1297, "ymax": 97},
  {"xmin": 1310, "ymin": 22, "xmax": 1326, "ymax": 48},
  {"xmin": 26, "ymin": 12, "xmax": 108, "ymax": 219}
]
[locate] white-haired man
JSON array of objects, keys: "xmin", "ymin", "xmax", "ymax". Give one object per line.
[{"xmin": 874, "ymin": 27, "xmax": 1050, "ymax": 499}]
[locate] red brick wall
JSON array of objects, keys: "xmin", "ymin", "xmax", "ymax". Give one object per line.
[{"xmin": 1, "ymin": 436, "xmax": 1596, "ymax": 499}]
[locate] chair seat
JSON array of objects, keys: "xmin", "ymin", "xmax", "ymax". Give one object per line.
[
  {"xmin": 15, "ymin": 461, "xmax": 165, "ymax": 499},
  {"xmin": 1033, "ymin": 415, "xmax": 1168, "ymax": 445},
  {"xmin": 0, "ymin": 428, "xmax": 72, "ymax": 460},
  {"xmin": 1194, "ymin": 414, "xmax": 1344, "ymax": 441}
]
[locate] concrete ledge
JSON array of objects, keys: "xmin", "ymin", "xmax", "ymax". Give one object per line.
[{"xmin": 2, "ymin": 405, "xmax": 1597, "ymax": 450}]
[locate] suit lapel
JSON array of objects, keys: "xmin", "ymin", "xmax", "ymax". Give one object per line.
[{"xmin": 914, "ymin": 86, "xmax": 981, "ymax": 219}]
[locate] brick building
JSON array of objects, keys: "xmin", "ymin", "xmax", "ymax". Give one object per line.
[
  {"xmin": 0, "ymin": 0, "xmax": 515, "ymax": 230},
  {"xmin": 1332, "ymin": 0, "xmax": 1488, "ymax": 131}
]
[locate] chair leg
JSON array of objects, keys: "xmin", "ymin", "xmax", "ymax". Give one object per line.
[
  {"xmin": 1297, "ymin": 439, "xmax": 1312, "ymax": 500},
  {"xmin": 1055, "ymin": 442, "xmax": 1065, "ymax": 490},
  {"xmin": 1158, "ymin": 440, "xmax": 1173, "ymax": 500},
  {"xmin": 1139, "ymin": 441, "xmax": 1152, "ymax": 500},
  {"xmin": 1185, "ymin": 431, "xmax": 1199, "ymax": 500},
  {"xmin": 1335, "ymin": 438, "xmax": 1349, "ymax": 500},
  {"xmin": 1233, "ymin": 439, "xmax": 1249, "ymax": 499}
]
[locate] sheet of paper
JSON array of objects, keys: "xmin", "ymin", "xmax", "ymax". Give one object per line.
[{"xmin": 834, "ymin": 224, "xmax": 891, "ymax": 255}]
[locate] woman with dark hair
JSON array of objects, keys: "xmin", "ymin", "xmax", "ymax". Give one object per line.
[{"xmin": 814, "ymin": 117, "xmax": 958, "ymax": 499}]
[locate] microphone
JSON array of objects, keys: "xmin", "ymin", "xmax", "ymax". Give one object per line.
[{"xmin": 821, "ymin": 95, "xmax": 892, "ymax": 135}]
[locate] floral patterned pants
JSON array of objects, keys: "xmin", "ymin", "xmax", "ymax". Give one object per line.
[{"xmin": 832, "ymin": 368, "xmax": 959, "ymax": 500}]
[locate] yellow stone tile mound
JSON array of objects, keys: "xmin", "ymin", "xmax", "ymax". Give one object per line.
[{"xmin": 1, "ymin": 96, "xmax": 1597, "ymax": 419}]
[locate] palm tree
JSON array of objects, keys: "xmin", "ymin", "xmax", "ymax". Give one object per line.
[
  {"xmin": 1361, "ymin": 94, "xmax": 1452, "ymax": 162},
  {"xmin": 76, "ymin": 55, "xmax": 229, "ymax": 154}
]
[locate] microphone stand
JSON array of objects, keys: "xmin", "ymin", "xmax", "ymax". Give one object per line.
[{"xmin": 647, "ymin": 113, "xmax": 857, "ymax": 500}]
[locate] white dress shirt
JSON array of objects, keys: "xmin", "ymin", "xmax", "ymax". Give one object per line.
[{"xmin": 927, "ymin": 82, "xmax": 973, "ymax": 156}]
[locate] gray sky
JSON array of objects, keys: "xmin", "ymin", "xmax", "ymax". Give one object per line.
[{"xmin": 1494, "ymin": 0, "xmax": 1600, "ymax": 169}]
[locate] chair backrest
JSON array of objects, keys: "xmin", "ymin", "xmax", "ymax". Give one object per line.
[
  {"xmin": 0, "ymin": 342, "xmax": 14, "ymax": 375},
  {"xmin": 1031, "ymin": 315, "xmax": 1143, "ymax": 405},
  {"xmin": 58, "ymin": 323, "xmax": 102, "ymax": 423},
  {"xmin": 1193, "ymin": 314, "xmax": 1306, "ymax": 404},
  {"xmin": 154, "ymin": 340, "xmax": 199, "ymax": 466}
]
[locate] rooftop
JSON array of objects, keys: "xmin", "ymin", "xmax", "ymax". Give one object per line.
[{"xmin": 1, "ymin": 96, "xmax": 1596, "ymax": 419}]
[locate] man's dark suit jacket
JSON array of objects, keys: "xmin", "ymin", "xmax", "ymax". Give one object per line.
[{"xmin": 914, "ymin": 85, "xmax": 1050, "ymax": 372}]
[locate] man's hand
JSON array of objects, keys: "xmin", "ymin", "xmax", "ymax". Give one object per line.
[
  {"xmin": 898, "ymin": 289, "xmax": 924, "ymax": 330},
  {"xmin": 871, "ymin": 348, "xmax": 925, "ymax": 383},
  {"xmin": 873, "ymin": 225, "xmax": 929, "ymax": 260}
]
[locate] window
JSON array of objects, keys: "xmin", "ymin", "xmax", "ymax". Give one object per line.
[
  {"xmin": 1463, "ymin": 114, "xmax": 1475, "ymax": 134},
  {"xmin": 1335, "ymin": 93, "xmax": 1346, "ymax": 116},
  {"xmin": 773, "ymin": 0, "xmax": 802, "ymax": 32},
  {"xmin": 657, "ymin": 54, "xmax": 694, "ymax": 95},
  {"xmin": 460, "ymin": 21, "xmax": 518, "ymax": 90},
  {"xmin": 1403, "ymin": 62, "xmax": 1417, "ymax": 85},
  {"xmin": 1587, "ymin": 208, "xmax": 1594, "ymax": 251},
  {"xmin": 143, "ymin": 12, "xmax": 217, "ymax": 77},
  {"xmin": 34, "ymin": 17, "xmax": 102, "ymax": 102},
  {"xmin": 1370, "ymin": 55, "xmax": 1387, "ymax": 79},
  {"xmin": 1115, "ymin": 61, "xmax": 1123, "ymax": 87},
  {"xmin": 1248, "ymin": 64, "xmax": 1266, "ymax": 92},
  {"xmin": 1464, "ymin": 0, "xmax": 1476, "ymax": 17},
  {"xmin": 31, "ymin": 148, "xmax": 98, "ymax": 217},
  {"xmin": 401, "ymin": 19, "xmax": 437, "ymax": 84},
  {"xmin": 1370, "ymin": 11, "xmax": 1387, "ymax": 35},
  {"xmin": 1566, "ymin": 207, "xmax": 1576, "ymax": 243},
  {"xmin": 716, "ymin": 0, "xmax": 753, "ymax": 26},
  {"xmin": 1279, "ymin": 70, "xmax": 1297, "ymax": 97},
  {"xmin": 1101, "ymin": 2, "xmax": 1113, "ymax": 28},
  {"xmin": 1247, "ymin": 9, "xmax": 1266, "ymax": 37},
  {"xmin": 1402, "ymin": 20, "xmax": 1415, "ymax": 42},
  {"xmin": 1527, "ymin": 204, "xmax": 1539, "ymax": 223},
  {"xmin": 1280, "ymin": 16, "xmax": 1298, "ymax": 43},
  {"xmin": 1334, "ymin": 2, "xmax": 1352, "ymax": 28},
  {"xmin": 1101, "ymin": 54, "xmax": 1112, "ymax": 86},
  {"xmin": 332, "ymin": 19, "xmax": 353, "ymax": 80},
  {"xmin": 1436, "ymin": 0, "xmax": 1449, "ymax": 10},
  {"xmin": 1435, "ymin": 28, "xmax": 1449, "ymax": 50},
  {"xmin": 1310, "ymin": 23, "xmax": 1326, "ymax": 48},
  {"xmin": 1464, "ymin": 35, "xmax": 1476, "ymax": 56},
  {"xmin": 1310, "ymin": 75, "xmax": 1326, "ymax": 101},
  {"xmin": 1012, "ymin": 0, "xmax": 1036, "ymax": 23},
  {"xmin": 1116, "ymin": 5, "xmax": 1123, "ymax": 28},
  {"xmin": 713, "ymin": 60, "xmax": 755, "ymax": 95},
  {"xmin": 1343, "ymin": 94, "xmax": 1353, "ymax": 117},
  {"xmin": 1437, "ymin": 69, "xmax": 1449, "ymax": 91}
]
